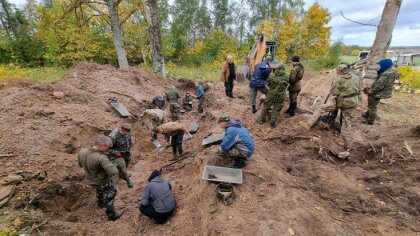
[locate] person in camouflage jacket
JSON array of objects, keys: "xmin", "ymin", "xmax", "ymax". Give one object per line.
[
  {"xmin": 363, "ymin": 59, "xmax": 399, "ymax": 125},
  {"xmin": 257, "ymin": 63, "xmax": 289, "ymax": 128},
  {"xmin": 165, "ymin": 86, "xmax": 181, "ymax": 120},
  {"xmin": 285, "ymin": 56, "xmax": 304, "ymax": 117}
]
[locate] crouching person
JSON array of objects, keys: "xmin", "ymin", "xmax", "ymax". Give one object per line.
[
  {"xmin": 218, "ymin": 114, "xmax": 255, "ymax": 168},
  {"xmin": 139, "ymin": 170, "xmax": 176, "ymax": 224}
]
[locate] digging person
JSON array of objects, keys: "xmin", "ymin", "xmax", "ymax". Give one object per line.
[
  {"xmin": 301, "ymin": 64, "xmax": 361, "ymax": 132},
  {"xmin": 195, "ymin": 81, "xmax": 205, "ymax": 114},
  {"xmin": 257, "ymin": 63, "xmax": 289, "ymax": 128},
  {"xmin": 152, "ymin": 92, "xmax": 166, "ymax": 110},
  {"xmin": 220, "ymin": 55, "xmax": 236, "ymax": 98},
  {"xmin": 285, "ymin": 56, "xmax": 304, "ymax": 118},
  {"xmin": 165, "ymin": 86, "xmax": 181, "ymax": 120},
  {"xmin": 141, "ymin": 108, "xmax": 167, "ymax": 141},
  {"xmin": 156, "ymin": 122, "xmax": 192, "ymax": 160},
  {"xmin": 218, "ymin": 114, "xmax": 255, "ymax": 168},
  {"xmin": 78, "ymin": 136, "xmax": 123, "ymax": 221},
  {"xmin": 249, "ymin": 56, "xmax": 272, "ymax": 113},
  {"xmin": 362, "ymin": 58, "xmax": 399, "ymax": 125},
  {"xmin": 139, "ymin": 169, "xmax": 176, "ymax": 224},
  {"xmin": 182, "ymin": 92, "xmax": 194, "ymax": 111},
  {"xmin": 108, "ymin": 123, "xmax": 134, "ymax": 188}
]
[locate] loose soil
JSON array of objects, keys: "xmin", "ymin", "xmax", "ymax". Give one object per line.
[{"xmin": 0, "ymin": 62, "xmax": 419, "ymax": 235}]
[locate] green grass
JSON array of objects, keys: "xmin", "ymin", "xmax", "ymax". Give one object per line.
[
  {"xmin": 340, "ymin": 55, "xmax": 358, "ymax": 63},
  {"xmin": 166, "ymin": 64, "xmax": 220, "ymax": 82},
  {"xmin": 0, "ymin": 65, "xmax": 68, "ymax": 83}
]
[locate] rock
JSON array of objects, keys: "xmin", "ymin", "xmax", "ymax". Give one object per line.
[
  {"xmin": 52, "ymin": 91, "xmax": 65, "ymax": 99},
  {"xmin": 227, "ymin": 215, "xmax": 233, "ymax": 220},
  {"xmin": 288, "ymin": 228, "xmax": 295, "ymax": 236},
  {"xmin": 337, "ymin": 151, "xmax": 350, "ymax": 159},
  {"xmin": 17, "ymin": 111, "xmax": 25, "ymax": 116}
]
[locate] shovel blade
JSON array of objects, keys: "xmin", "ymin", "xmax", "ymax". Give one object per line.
[{"xmin": 152, "ymin": 139, "xmax": 162, "ymax": 148}]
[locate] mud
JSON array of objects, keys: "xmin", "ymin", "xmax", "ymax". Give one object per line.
[{"xmin": 0, "ymin": 62, "xmax": 419, "ymax": 235}]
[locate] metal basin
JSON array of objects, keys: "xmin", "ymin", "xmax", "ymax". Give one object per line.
[{"xmin": 202, "ymin": 165, "xmax": 243, "ymax": 184}]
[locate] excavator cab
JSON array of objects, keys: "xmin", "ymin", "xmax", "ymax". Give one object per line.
[{"xmin": 264, "ymin": 41, "xmax": 278, "ymax": 61}]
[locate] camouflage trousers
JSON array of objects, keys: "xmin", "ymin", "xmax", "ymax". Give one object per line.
[
  {"xmin": 94, "ymin": 182, "xmax": 117, "ymax": 219},
  {"xmin": 219, "ymin": 147, "xmax": 247, "ymax": 161},
  {"xmin": 198, "ymin": 97, "xmax": 205, "ymax": 113},
  {"xmin": 288, "ymin": 90, "xmax": 300, "ymax": 103},
  {"xmin": 258, "ymin": 95, "xmax": 285, "ymax": 127},
  {"xmin": 250, "ymin": 86, "xmax": 268, "ymax": 106},
  {"xmin": 366, "ymin": 95, "xmax": 381, "ymax": 123},
  {"xmin": 169, "ymin": 103, "xmax": 180, "ymax": 120}
]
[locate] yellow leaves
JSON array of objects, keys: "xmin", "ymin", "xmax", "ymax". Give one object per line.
[
  {"xmin": 398, "ymin": 66, "xmax": 420, "ymax": 89},
  {"xmin": 0, "ymin": 65, "xmax": 29, "ymax": 80}
]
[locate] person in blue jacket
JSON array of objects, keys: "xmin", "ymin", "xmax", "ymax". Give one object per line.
[
  {"xmin": 250, "ymin": 56, "xmax": 272, "ymax": 113},
  {"xmin": 218, "ymin": 114, "xmax": 255, "ymax": 168},
  {"xmin": 195, "ymin": 82, "xmax": 205, "ymax": 113}
]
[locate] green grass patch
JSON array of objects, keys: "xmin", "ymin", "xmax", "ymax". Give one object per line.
[
  {"xmin": 0, "ymin": 65, "xmax": 67, "ymax": 83},
  {"xmin": 340, "ymin": 55, "xmax": 358, "ymax": 63},
  {"xmin": 166, "ymin": 63, "xmax": 220, "ymax": 82}
]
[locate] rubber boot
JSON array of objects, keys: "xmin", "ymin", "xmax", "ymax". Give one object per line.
[
  {"xmin": 252, "ymin": 105, "xmax": 257, "ymax": 114},
  {"xmin": 126, "ymin": 179, "xmax": 133, "ymax": 188},
  {"xmin": 285, "ymin": 102, "xmax": 297, "ymax": 118},
  {"xmin": 109, "ymin": 209, "xmax": 124, "ymax": 221},
  {"xmin": 232, "ymin": 158, "xmax": 246, "ymax": 169}
]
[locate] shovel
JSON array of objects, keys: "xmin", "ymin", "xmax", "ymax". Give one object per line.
[{"xmin": 157, "ymin": 137, "xmax": 193, "ymax": 152}]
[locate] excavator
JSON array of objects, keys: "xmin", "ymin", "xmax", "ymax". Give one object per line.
[{"xmin": 237, "ymin": 32, "xmax": 278, "ymax": 81}]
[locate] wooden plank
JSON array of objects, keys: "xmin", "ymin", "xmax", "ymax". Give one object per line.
[{"xmin": 202, "ymin": 133, "xmax": 224, "ymax": 146}]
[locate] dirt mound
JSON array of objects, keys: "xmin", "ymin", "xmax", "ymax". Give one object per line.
[{"xmin": 0, "ymin": 62, "xmax": 419, "ymax": 235}]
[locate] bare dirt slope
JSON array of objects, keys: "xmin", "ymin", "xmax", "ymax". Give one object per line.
[{"xmin": 0, "ymin": 62, "xmax": 419, "ymax": 235}]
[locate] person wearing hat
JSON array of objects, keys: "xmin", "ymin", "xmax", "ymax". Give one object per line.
[
  {"xmin": 152, "ymin": 92, "xmax": 166, "ymax": 110},
  {"xmin": 139, "ymin": 170, "xmax": 176, "ymax": 224},
  {"xmin": 78, "ymin": 136, "xmax": 124, "ymax": 220},
  {"xmin": 285, "ymin": 56, "xmax": 304, "ymax": 118},
  {"xmin": 141, "ymin": 109, "xmax": 167, "ymax": 140},
  {"xmin": 257, "ymin": 63, "xmax": 289, "ymax": 128},
  {"xmin": 220, "ymin": 55, "xmax": 237, "ymax": 98},
  {"xmin": 249, "ymin": 56, "xmax": 272, "ymax": 113},
  {"xmin": 108, "ymin": 123, "xmax": 134, "ymax": 188},
  {"xmin": 362, "ymin": 58, "xmax": 399, "ymax": 125},
  {"xmin": 218, "ymin": 114, "xmax": 255, "ymax": 168},
  {"xmin": 156, "ymin": 122, "xmax": 192, "ymax": 159},
  {"xmin": 165, "ymin": 86, "xmax": 181, "ymax": 120}
]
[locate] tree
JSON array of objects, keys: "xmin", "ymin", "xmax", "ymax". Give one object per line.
[
  {"xmin": 106, "ymin": 0, "xmax": 128, "ymax": 68},
  {"xmin": 212, "ymin": 0, "xmax": 231, "ymax": 31},
  {"xmin": 368, "ymin": 0, "xmax": 402, "ymax": 65},
  {"xmin": 143, "ymin": 0, "xmax": 166, "ymax": 76}
]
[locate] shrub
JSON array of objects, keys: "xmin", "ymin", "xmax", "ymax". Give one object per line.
[{"xmin": 398, "ymin": 66, "xmax": 420, "ymax": 89}]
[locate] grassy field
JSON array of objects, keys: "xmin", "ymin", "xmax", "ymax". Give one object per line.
[
  {"xmin": 0, "ymin": 65, "xmax": 68, "ymax": 83},
  {"xmin": 340, "ymin": 55, "xmax": 358, "ymax": 63}
]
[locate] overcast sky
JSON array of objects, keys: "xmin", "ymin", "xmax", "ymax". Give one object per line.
[{"xmin": 8, "ymin": 0, "xmax": 420, "ymax": 46}]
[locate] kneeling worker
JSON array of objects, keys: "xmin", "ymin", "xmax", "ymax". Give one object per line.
[
  {"xmin": 218, "ymin": 114, "xmax": 255, "ymax": 168},
  {"xmin": 141, "ymin": 109, "xmax": 167, "ymax": 140},
  {"xmin": 156, "ymin": 122, "xmax": 192, "ymax": 159},
  {"xmin": 139, "ymin": 170, "xmax": 176, "ymax": 224}
]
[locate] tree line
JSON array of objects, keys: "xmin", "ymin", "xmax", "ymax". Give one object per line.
[{"xmin": 0, "ymin": 0, "xmax": 332, "ymax": 74}]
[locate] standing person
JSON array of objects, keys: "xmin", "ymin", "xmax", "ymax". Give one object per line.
[
  {"xmin": 218, "ymin": 114, "xmax": 255, "ymax": 168},
  {"xmin": 165, "ymin": 86, "xmax": 181, "ymax": 120},
  {"xmin": 249, "ymin": 56, "xmax": 272, "ymax": 113},
  {"xmin": 362, "ymin": 58, "xmax": 399, "ymax": 125},
  {"xmin": 139, "ymin": 170, "xmax": 176, "ymax": 224},
  {"xmin": 285, "ymin": 56, "xmax": 304, "ymax": 118},
  {"xmin": 108, "ymin": 124, "xmax": 133, "ymax": 188},
  {"xmin": 195, "ymin": 81, "xmax": 205, "ymax": 113},
  {"xmin": 141, "ymin": 109, "xmax": 166, "ymax": 140},
  {"xmin": 257, "ymin": 63, "xmax": 289, "ymax": 128},
  {"xmin": 220, "ymin": 55, "xmax": 236, "ymax": 98},
  {"xmin": 156, "ymin": 122, "xmax": 192, "ymax": 160},
  {"xmin": 152, "ymin": 92, "xmax": 166, "ymax": 110},
  {"xmin": 329, "ymin": 64, "xmax": 362, "ymax": 133},
  {"xmin": 78, "ymin": 136, "xmax": 123, "ymax": 220}
]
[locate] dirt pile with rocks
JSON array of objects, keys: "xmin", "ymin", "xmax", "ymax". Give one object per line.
[{"xmin": 0, "ymin": 62, "xmax": 419, "ymax": 235}]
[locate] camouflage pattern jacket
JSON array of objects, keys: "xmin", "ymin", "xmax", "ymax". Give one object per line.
[
  {"xmin": 165, "ymin": 88, "xmax": 180, "ymax": 103},
  {"xmin": 266, "ymin": 69, "xmax": 289, "ymax": 101},
  {"xmin": 331, "ymin": 72, "xmax": 361, "ymax": 109},
  {"xmin": 78, "ymin": 148, "xmax": 118, "ymax": 186},
  {"xmin": 369, "ymin": 68, "xmax": 399, "ymax": 99},
  {"xmin": 288, "ymin": 62, "xmax": 304, "ymax": 92},
  {"xmin": 108, "ymin": 128, "xmax": 132, "ymax": 157}
]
